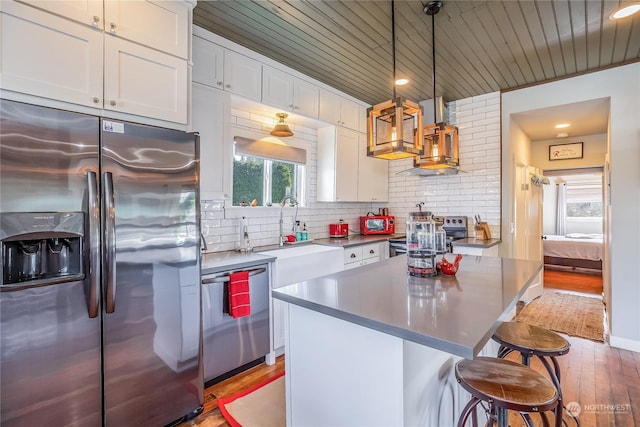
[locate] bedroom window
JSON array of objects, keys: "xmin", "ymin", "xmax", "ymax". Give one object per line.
[{"xmin": 565, "ymin": 183, "xmax": 603, "ymax": 219}]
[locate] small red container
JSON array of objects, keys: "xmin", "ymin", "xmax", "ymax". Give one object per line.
[{"xmin": 329, "ymin": 221, "xmax": 349, "ymax": 238}]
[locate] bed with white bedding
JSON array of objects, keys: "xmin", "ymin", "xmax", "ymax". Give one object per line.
[{"xmin": 543, "ymin": 233, "xmax": 604, "ymax": 271}]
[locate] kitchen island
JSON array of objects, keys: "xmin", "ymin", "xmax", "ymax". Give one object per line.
[{"xmin": 272, "ymin": 254, "xmax": 542, "ymax": 426}]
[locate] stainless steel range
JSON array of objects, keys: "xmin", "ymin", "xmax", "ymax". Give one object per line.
[{"xmin": 389, "ymin": 215, "xmax": 468, "ymax": 256}]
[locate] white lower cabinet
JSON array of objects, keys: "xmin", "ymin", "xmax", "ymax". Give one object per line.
[{"xmin": 343, "ymin": 242, "xmax": 385, "ymax": 270}]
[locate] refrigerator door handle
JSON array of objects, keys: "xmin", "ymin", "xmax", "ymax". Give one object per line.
[
  {"xmin": 103, "ymin": 171, "xmax": 116, "ymax": 314},
  {"xmin": 87, "ymin": 172, "xmax": 100, "ymax": 318}
]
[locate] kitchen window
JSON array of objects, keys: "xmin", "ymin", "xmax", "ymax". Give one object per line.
[{"xmin": 232, "ymin": 136, "xmax": 306, "ymax": 207}]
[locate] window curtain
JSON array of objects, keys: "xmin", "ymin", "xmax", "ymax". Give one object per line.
[{"xmin": 556, "ymin": 183, "xmax": 567, "ymax": 236}]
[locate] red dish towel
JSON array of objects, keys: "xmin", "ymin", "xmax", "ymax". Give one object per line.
[{"xmin": 229, "ymin": 271, "xmax": 251, "ymax": 318}]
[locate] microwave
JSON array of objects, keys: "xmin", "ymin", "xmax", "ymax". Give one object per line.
[{"xmin": 360, "ymin": 215, "xmax": 395, "ymax": 235}]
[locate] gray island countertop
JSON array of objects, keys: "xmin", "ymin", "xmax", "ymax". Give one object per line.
[{"xmin": 273, "ymin": 254, "xmax": 542, "ymax": 359}]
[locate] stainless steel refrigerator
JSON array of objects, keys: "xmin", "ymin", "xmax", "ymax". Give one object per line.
[{"xmin": 0, "ymin": 99, "xmax": 203, "ymax": 426}]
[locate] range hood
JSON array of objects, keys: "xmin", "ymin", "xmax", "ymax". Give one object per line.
[{"xmin": 396, "ymin": 165, "xmax": 462, "ymax": 177}]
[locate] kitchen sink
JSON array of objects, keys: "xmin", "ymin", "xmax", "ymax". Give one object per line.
[
  {"xmin": 260, "ymin": 244, "xmax": 344, "ymax": 288},
  {"xmin": 260, "ymin": 244, "xmax": 344, "ymax": 356}
]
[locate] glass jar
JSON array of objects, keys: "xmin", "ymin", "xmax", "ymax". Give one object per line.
[{"xmin": 406, "ymin": 211, "xmax": 437, "ymax": 277}]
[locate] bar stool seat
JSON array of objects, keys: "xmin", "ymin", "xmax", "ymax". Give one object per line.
[
  {"xmin": 493, "ymin": 321, "xmax": 577, "ymax": 426},
  {"xmin": 455, "ymin": 357, "xmax": 560, "ymax": 427}
]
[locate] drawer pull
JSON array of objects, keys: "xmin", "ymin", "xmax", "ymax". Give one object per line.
[{"xmin": 350, "ymin": 253, "xmax": 357, "ymax": 258}]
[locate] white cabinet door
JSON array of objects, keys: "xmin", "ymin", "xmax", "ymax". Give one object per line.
[
  {"xmin": 262, "ymin": 66, "xmax": 319, "ymax": 118},
  {"xmin": 319, "ymin": 89, "xmax": 342, "ymax": 126},
  {"xmin": 104, "ymin": 36, "xmax": 188, "ymax": 124},
  {"xmin": 358, "ymin": 133, "xmax": 389, "ymax": 202},
  {"xmin": 262, "ymin": 66, "xmax": 295, "ymax": 110},
  {"xmin": 192, "ymin": 35, "xmax": 224, "ymax": 89},
  {"xmin": 319, "ymin": 89, "xmax": 361, "ymax": 130},
  {"xmin": 335, "ymin": 128, "xmax": 359, "ymax": 202},
  {"xmin": 293, "ymin": 78, "xmax": 319, "ymax": 118},
  {"xmin": 317, "ymin": 126, "xmax": 360, "ymax": 202},
  {"xmin": 340, "ymin": 97, "xmax": 360, "ymax": 130},
  {"xmin": 16, "ymin": 0, "xmax": 103, "ymax": 28},
  {"xmin": 104, "ymin": 0, "xmax": 189, "ymax": 59},
  {"xmin": 224, "ymin": 50, "xmax": 262, "ymax": 101},
  {"xmin": 0, "ymin": 2, "xmax": 104, "ymax": 108},
  {"xmin": 192, "ymin": 83, "xmax": 231, "ymax": 200}
]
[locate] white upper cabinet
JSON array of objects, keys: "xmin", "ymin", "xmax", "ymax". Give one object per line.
[
  {"xmin": 317, "ymin": 126, "xmax": 359, "ymax": 202},
  {"xmin": 104, "ymin": 37, "xmax": 188, "ymax": 123},
  {"xmin": 192, "ymin": 83, "xmax": 231, "ymax": 200},
  {"xmin": 223, "ymin": 50, "xmax": 262, "ymax": 101},
  {"xmin": 0, "ymin": 2, "xmax": 104, "ymax": 108},
  {"xmin": 193, "ymin": 35, "xmax": 261, "ymax": 100},
  {"xmin": 104, "ymin": 0, "xmax": 190, "ymax": 59},
  {"xmin": 192, "ymin": 35, "xmax": 224, "ymax": 88},
  {"xmin": 262, "ymin": 66, "xmax": 319, "ymax": 118},
  {"xmin": 16, "ymin": 0, "xmax": 103, "ymax": 27},
  {"xmin": 357, "ymin": 133, "xmax": 389, "ymax": 202},
  {"xmin": 319, "ymin": 89, "xmax": 361, "ymax": 130},
  {"xmin": 0, "ymin": 0, "xmax": 192, "ymax": 125}
]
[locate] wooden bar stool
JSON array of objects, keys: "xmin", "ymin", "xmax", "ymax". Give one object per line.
[
  {"xmin": 455, "ymin": 357, "xmax": 560, "ymax": 427},
  {"xmin": 493, "ymin": 321, "xmax": 578, "ymax": 426}
]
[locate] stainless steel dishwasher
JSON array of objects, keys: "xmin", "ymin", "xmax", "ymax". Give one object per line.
[{"xmin": 201, "ymin": 263, "xmax": 270, "ymax": 385}]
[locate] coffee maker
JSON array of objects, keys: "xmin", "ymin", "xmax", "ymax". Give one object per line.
[{"xmin": 1, "ymin": 212, "xmax": 84, "ymax": 287}]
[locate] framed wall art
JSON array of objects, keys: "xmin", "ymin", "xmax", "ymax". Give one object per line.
[{"xmin": 549, "ymin": 142, "xmax": 583, "ymax": 160}]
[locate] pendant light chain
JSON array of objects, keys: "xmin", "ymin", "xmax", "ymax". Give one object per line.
[
  {"xmin": 391, "ymin": 0, "xmax": 397, "ymax": 99},
  {"xmin": 431, "ymin": 12, "xmax": 437, "ymax": 124}
]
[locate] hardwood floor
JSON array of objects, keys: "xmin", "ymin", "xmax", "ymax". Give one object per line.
[
  {"xmin": 544, "ymin": 268, "xmax": 603, "ymax": 295},
  {"xmin": 182, "ymin": 271, "xmax": 637, "ymax": 427},
  {"xmin": 181, "ymin": 357, "xmax": 285, "ymax": 427}
]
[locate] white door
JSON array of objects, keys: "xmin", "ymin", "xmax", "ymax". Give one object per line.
[{"xmin": 514, "ymin": 163, "xmax": 544, "ymax": 302}]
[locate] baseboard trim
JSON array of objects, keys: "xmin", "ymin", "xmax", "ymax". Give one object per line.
[{"xmin": 609, "ymin": 335, "xmax": 640, "ymax": 353}]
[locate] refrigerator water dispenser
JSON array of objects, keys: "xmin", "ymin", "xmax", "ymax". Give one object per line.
[{"xmin": 1, "ymin": 212, "xmax": 84, "ymax": 286}]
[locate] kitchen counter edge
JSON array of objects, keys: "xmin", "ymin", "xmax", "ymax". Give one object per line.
[{"xmin": 451, "ymin": 238, "xmax": 501, "ymax": 248}]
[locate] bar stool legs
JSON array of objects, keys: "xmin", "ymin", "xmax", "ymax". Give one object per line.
[
  {"xmin": 494, "ymin": 322, "xmax": 580, "ymax": 427},
  {"xmin": 455, "ymin": 357, "xmax": 561, "ymax": 427}
]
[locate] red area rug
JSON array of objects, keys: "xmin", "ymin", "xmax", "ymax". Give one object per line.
[{"xmin": 218, "ymin": 372, "xmax": 285, "ymax": 427}]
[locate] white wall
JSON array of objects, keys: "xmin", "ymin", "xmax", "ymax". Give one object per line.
[
  {"xmin": 531, "ymin": 133, "xmax": 607, "ymax": 171},
  {"xmin": 502, "ymin": 63, "xmax": 640, "ymax": 352},
  {"xmin": 387, "ymin": 92, "xmax": 502, "ymax": 238}
]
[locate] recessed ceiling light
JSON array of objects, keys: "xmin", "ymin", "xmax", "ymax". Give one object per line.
[
  {"xmin": 557, "ymin": 132, "xmax": 569, "ymax": 138},
  {"xmin": 554, "ymin": 123, "xmax": 571, "ymax": 129},
  {"xmin": 395, "ymin": 78, "xmax": 409, "ymax": 86},
  {"xmin": 610, "ymin": 3, "xmax": 640, "ymax": 19}
]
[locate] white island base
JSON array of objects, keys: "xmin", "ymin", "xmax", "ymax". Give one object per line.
[{"xmin": 283, "ymin": 304, "xmax": 500, "ymax": 427}]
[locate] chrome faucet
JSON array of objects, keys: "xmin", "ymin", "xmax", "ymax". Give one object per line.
[{"xmin": 278, "ymin": 196, "xmax": 298, "ymax": 246}]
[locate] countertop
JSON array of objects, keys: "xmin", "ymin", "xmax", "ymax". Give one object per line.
[
  {"xmin": 314, "ymin": 234, "xmax": 404, "ymax": 248},
  {"xmin": 201, "ymin": 251, "xmax": 276, "ymax": 275},
  {"xmin": 272, "ymin": 254, "xmax": 542, "ymax": 359},
  {"xmin": 451, "ymin": 238, "xmax": 501, "ymax": 248}
]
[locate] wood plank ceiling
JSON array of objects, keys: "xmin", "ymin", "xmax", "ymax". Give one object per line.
[{"xmin": 193, "ymin": 0, "xmax": 639, "ymax": 106}]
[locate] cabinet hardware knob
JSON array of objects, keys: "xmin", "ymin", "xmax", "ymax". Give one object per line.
[
  {"xmin": 109, "ymin": 22, "xmax": 116, "ymax": 33},
  {"xmin": 294, "ymin": 106, "xmax": 299, "ymax": 109},
  {"xmin": 350, "ymin": 253, "xmax": 356, "ymax": 258},
  {"xmin": 92, "ymin": 97, "xmax": 100, "ymax": 104},
  {"xmin": 109, "ymin": 100, "xmax": 117, "ymax": 106},
  {"xmin": 370, "ymin": 250, "xmax": 375, "ymax": 254},
  {"xmin": 216, "ymin": 81, "xmax": 223, "ymax": 86},
  {"xmin": 92, "ymin": 16, "xmax": 100, "ymax": 26},
  {"xmin": 289, "ymin": 104, "xmax": 294, "ymax": 108},
  {"xmin": 225, "ymin": 84, "xmax": 231, "ymax": 88}
]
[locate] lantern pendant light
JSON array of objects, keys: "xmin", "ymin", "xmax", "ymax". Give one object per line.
[
  {"xmin": 414, "ymin": 1, "xmax": 460, "ymax": 171},
  {"xmin": 367, "ymin": 0, "xmax": 423, "ymax": 160}
]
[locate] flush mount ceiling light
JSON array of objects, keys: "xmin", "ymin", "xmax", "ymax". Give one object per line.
[
  {"xmin": 610, "ymin": 3, "xmax": 640, "ymax": 19},
  {"xmin": 395, "ymin": 78, "xmax": 409, "ymax": 86},
  {"xmin": 555, "ymin": 123, "xmax": 571, "ymax": 129},
  {"xmin": 270, "ymin": 113, "xmax": 293, "ymax": 137},
  {"xmin": 414, "ymin": 1, "xmax": 460, "ymax": 171},
  {"xmin": 367, "ymin": 0, "xmax": 423, "ymax": 160}
]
